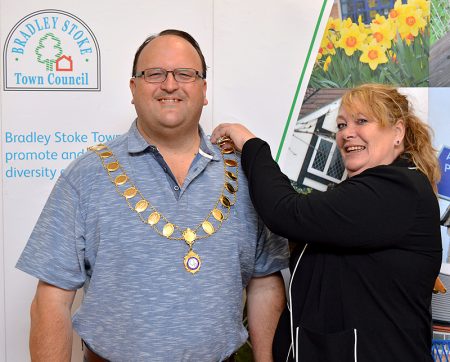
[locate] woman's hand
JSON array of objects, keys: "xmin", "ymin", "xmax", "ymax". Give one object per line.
[{"xmin": 211, "ymin": 123, "xmax": 256, "ymax": 152}]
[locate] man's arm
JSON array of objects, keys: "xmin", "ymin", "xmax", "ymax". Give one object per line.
[
  {"xmin": 246, "ymin": 272, "xmax": 286, "ymax": 362},
  {"xmin": 30, "ymin": 280, "xmax": 77, "ymax": 362}
]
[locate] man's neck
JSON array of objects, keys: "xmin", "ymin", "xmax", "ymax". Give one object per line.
[
  {"xmin": 137, "ymin": 121, "xmax": 200, "ymax": 152},
  {"xmin": 136, "ymin": 121, "xmax": 202, "ymax": 186}
]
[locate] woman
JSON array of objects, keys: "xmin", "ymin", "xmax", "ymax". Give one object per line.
[{"xmin": 211, "ymin": 84, "xmax": 442, "ymax": 361}]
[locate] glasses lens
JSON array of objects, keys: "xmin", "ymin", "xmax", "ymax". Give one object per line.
[
  {"xmin": 144, "ymin": 69, "xmax": 166, "ymax": 83},
  {"xmin": 174, "ymin": 69, "xmax": 197, "ymax": 83}
]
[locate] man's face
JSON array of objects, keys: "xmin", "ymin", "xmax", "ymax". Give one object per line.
[{"xmin": 130, "ymin": 35, "xmax": 207, "ymax": 136}]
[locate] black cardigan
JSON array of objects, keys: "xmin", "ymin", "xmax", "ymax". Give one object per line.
[{"xmin": 242, "ymin": 138, "xmax": 442, "ymax": 362}]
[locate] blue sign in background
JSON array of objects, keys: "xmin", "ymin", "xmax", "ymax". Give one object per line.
[{"xmin": 438, "ymin": 146, "xmax": 450, "ymax": 201}]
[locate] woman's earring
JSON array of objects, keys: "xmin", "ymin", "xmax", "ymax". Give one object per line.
[{"xmin": 396, "ymin": 140, "xmax": 400, "ymax": 145}]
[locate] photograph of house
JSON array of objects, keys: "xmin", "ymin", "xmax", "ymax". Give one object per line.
[{"xmin": 282, "ymin": 88, "xmax": 347, "ymax": 192}]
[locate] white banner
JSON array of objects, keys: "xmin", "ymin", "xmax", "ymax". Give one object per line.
[{"xmin": 1, "ymin": 1, "xmax": 329, "ymax": 360}]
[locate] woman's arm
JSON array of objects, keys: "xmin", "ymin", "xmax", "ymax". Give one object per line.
[{"xmin": 241, "ymin": 138, "xmax": 419, "ymax": 249}]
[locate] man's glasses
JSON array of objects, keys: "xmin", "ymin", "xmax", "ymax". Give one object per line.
[{"xmin": 134, "ymin": 68, "xmax": 205, "ymax": 83}]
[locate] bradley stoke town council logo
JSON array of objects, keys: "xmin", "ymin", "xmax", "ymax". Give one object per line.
[{"xmin": 3, "ymin": 9, "xmax": 100, "ymax": 91}]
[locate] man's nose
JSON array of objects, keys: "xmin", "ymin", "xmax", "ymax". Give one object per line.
[{"xmin": 160, "ymin": 72, "xmax": 179, "ymax": 92}]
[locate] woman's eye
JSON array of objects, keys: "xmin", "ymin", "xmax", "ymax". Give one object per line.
[
  {"xmin": 357, "ymin": 118, "xmax": 368, "ymax": 125},
  {"xmin": 337, "ymin": 123, "xmax": 346, "ymax": 130}
]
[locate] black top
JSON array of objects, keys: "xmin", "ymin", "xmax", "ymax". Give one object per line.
[{"xmin": 242, "ymin": 138, "xmax": 442, "ymax": 362}]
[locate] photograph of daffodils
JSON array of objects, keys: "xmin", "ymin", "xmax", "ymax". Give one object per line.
[{"xmin": 309, "ymin": 0, "xmax": 430, "ymax": 88}]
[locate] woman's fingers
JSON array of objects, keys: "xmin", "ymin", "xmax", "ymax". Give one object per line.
[
  {"xmin": 210, "ymin": 123, "xmax": 232, "ymax": 143},
  {"xmin": 211, "ymin": 123, "xmax": 256, "ymax": 151}
]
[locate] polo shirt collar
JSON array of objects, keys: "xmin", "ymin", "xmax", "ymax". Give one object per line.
[{"xmin": 198, "ymin": 127, "xmax": 221, "ymax": 162}]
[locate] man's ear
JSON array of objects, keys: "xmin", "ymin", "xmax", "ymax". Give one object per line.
[
  {"xmin": 203, "ymin": 80, "xmax": 208, "ymax": 106},
  {"xmin": 129, "ymin": 78, "xmax": 136, "ymax": 104}
]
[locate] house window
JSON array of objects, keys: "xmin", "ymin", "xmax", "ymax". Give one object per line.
[
  {"xmin": 339, "ymin": 0, "xmax": 406, "ymax": 24},
  {"xmin": 327, "ymin": 145, "xmax": 346, "ymax": 179},
  {"xmin": 308, "ymin": 137, "xmax": 346, "ymax": 183},
  {"xmin": 311, "ymin": 138, "xmax": 332, "ymax": 172}
]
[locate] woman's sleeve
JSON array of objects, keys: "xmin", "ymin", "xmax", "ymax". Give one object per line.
[{"xmin": 241, "ymin": 138, "xmax": 418, "ymax": 249}]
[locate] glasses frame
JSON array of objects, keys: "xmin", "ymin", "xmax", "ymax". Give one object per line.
[{"xmin": 133, "ymin": 68, "xmax": 205, "ymax": 83}]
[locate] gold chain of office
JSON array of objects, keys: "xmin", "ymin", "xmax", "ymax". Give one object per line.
[{"xmin": 88, "ymin": 137, "xmax": 238, "ymax": 274}]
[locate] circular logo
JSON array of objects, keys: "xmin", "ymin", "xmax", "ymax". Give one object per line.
[{"xmin": 187, "ymin": 256, "xmax": 200, "ymax": 270}]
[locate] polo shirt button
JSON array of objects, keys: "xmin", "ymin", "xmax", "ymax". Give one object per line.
[{"xmin": 174, "ymin": 186, "xmax": 180, "ymax": 191}]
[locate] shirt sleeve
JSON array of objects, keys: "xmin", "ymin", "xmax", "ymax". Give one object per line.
[
  {"xmin": 241, "ymin": 138, "xmax": 423, "ymax": 250},
  {"xmin": 253, "ymin": 221, "xmax": 289, "ymax": 277},
  {"xmin": 16, "ymin": 172, "xmax": 87, "ymax": 290}
]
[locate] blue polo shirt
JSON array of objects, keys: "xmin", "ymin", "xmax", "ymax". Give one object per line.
[{"xmin": 16, "ymin": 121, "xmax": 289, "ymax": 361}]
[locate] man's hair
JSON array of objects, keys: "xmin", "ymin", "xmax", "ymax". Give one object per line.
[{"xmin": 131, "ymin": 29, "xmax": 207, "ymax": 79}]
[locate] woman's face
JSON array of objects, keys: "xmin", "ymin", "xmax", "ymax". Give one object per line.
[{"xmin": 336, "ymin": 104, "xmax": 404, "ymax": 177}]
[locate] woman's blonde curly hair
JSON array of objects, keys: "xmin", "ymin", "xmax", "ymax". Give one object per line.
[{"xmin": 340, "ymin": 83, "xmax": 441, "ymax": 192}]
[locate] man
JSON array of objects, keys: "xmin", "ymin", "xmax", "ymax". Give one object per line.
[{"xmin": 16, "ymin": 29, "xmax": 289, "ymax": 361}]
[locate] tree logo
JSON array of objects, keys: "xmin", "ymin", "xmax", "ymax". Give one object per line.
[
  {"xmin": 3, "ymin": 9, "xmax": 101, "ymax": 91},
  {"xmin": 35, "ymin": 33, "xmax": 63, "ymax": 71}
]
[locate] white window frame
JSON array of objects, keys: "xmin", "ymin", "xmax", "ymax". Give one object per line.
[{"xmin": 307, "ymin": 136, "xmax": 347, "ymax": 183}]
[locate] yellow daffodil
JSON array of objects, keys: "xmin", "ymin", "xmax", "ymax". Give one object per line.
[
  {"xmin": 409, "ymin": 0, "xmax": 430, "ymax": 19},
  {"xmin": 325, "ymin": 38, "xmax": 336, "ymax": 55},
  {"xmin": 327, "ymin": 17, "xmax": 342, "ymax": 32},
  {"xmin": 358, "ymin": 16, "xmax": 371, "ymax": 36},
  {"xmin": 359, "ymin": 43, "xmax": 388, "ymax": 70},
  {"xmin": 342, "ymin": 17, "xmax": 354, "ymax": 29},
  {"xmin": 337, "ymin": 23, "xmax": 367, "ymax": 56},
  {"xmin": 318, "ymin": 18, "xmax": 340, "ymax": 58},
  {"xmin": 372, "ymin": 14, "xmax": 387, "ymax": 25},
  {"xmin": 316, "ymin": 47, "xmax": 323, "ymax": 62},
  {"xmin": 319, "ymin": 29, "xmax": 337, "ymax": 56},
  {"xmin": 370, "ymin": 20, "xmax": 395, "ymax": 49},
  {"xmin": 323, "ymin": 56, "xmax": 332, "ymax": 72},
  {"xmin": 398, "ymin": 5, "xmax": 427, "ymax": 37},
  {"xmin": 401, "ymin": 32, "xmax": 415, "ymax": 45},
  {"xmin": 389, "ymin": 0, "xmax": 404, "ymax": 21},
  {"xmin": 325, "ymin": 25, "xmax": 339, "ymax": 45},
  {"xmin": 357, "ymin": 15, "xmax": 366, "ymax": 32}
]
